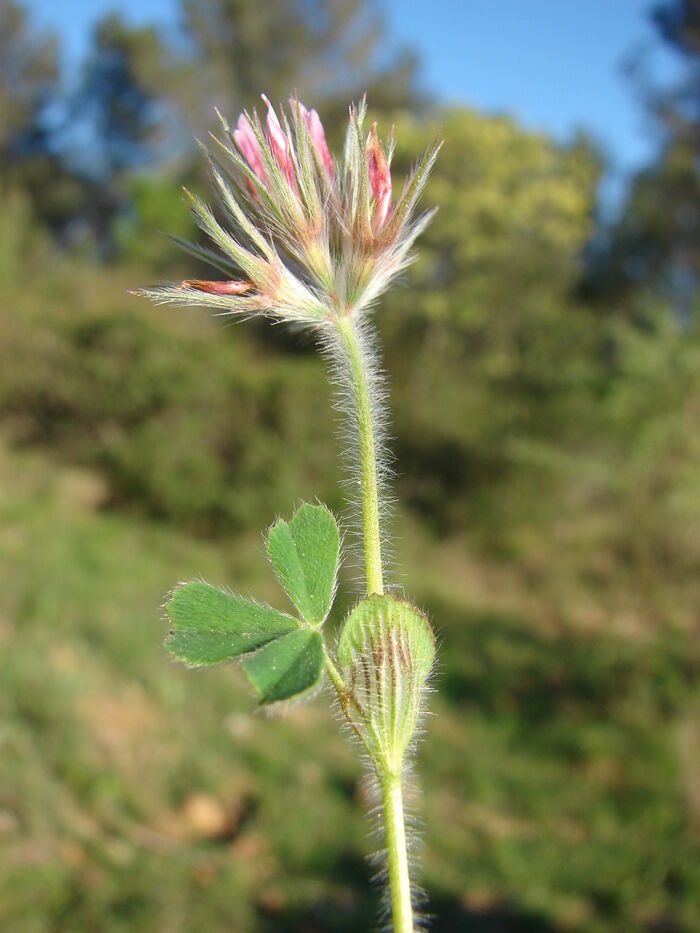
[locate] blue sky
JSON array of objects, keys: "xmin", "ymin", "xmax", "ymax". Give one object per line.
[{"xmin": 28, "ymin": 0, "xmax": 681, "ymax": 180}]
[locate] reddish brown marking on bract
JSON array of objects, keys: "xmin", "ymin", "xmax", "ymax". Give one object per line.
[
  {"xmin": 387, "ymin": 630, "xmax": 398, "ymax": 702},
  {"xmin": 246, "ymin": 178, "xmax": 261, "ymax": 203},
  {"xmin": 372, "ymin": 637, "xmax": 385, "ymax": 670},
  {"xmin": 360, "ymin": 654, "xmax": 373, "ymax": 702},
  {"xmin": 179, "ymin": 279, "xmax": 252, "ymax": 295},
  {"xmin": 397, "ymin": 624, "xmax": 410, "ymax": 671}
]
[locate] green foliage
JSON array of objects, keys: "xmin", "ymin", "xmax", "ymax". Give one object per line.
[
  {"xmin": 78, "ymin": 12, "xmax": 183, "ymax": 175},
  {"xmin": 2, "ymin": 441, "xmax": 699, "ymax": 931},
  {"xmin": 0, "ymin": 267, "xmax": 341, "ymax": 532},
  {"xmin": 166, "ymin": 582, "xmax": 324, "ymax": 703},
  {"xmin": 385, "ymin": 106, "xmax": 600, "ymax": 329},
  {"xmin": 182, "ymin": 0, "xmax": 420, "ymax": 132},
  {"xmin": 267, "ymin": 502, "xmax": 339, "ymax": 626},
  {"xmin": 596, "ymin": 305, "xmax": 700, "ymax": 574},
  {"xmin": 0, "ymin": 186, "xmax": 35, "ymax": 286},
  {"xmin": 0, "ymin": 0, "xmax": 58, "ymax": 157},
  {"xmin": 601, "ymin": 138, "xmax": 700, "ymax": 304},
  {"xmin": 591, "ymin": 0, "xmax": 700, "ymax": 305},
  {"xmin": 371, "ymin": 107, "xmax": 605, "ymax": 539},
  {"xmin": 114, "ymin": 174, "xmax": 198, "ymax": 269}
]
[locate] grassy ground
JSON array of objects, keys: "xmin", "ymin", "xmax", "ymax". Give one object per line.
[{"xmin": 1, "ymin": 434, "xmax": 699, "ymax": 932}]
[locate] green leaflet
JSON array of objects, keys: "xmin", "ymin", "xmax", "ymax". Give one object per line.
[
  {"xmin": 266, "ymin": 503, "xmax": 339, "ymax": 627},
  {"xmin": 165, "ymin": 582, "xmax": 298, "ymax": 667},
  {"xmin": 243, "ymin": 628, "xmax": 324, "ymax": 704}
]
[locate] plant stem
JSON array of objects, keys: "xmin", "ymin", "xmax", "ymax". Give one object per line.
[
  {"xmin": 332, "ymin": 314, "xmax": 414, "ymax": 931},
  {"xmin": 381, "ymin": 770, "xmax": 414, "ymax": 933},
  {"xmin": 335, "ymin": 314, "xmax": 384, "ymax": 596}
]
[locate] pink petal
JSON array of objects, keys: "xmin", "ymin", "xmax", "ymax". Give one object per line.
[
  {"xmin": 298, "ymin": 101, "xmax": 334, "ymax": 176},
  {"xmin": 178, "ymin": 279, "xmax": 252, "ymax": 295},
  {"xmin": 262, "ymin": 94, "xmax": 296, "ymax": 188},
  {"xmin": 366, "ymin": 123, "xmax": 392, "ymax": 233},
  {"xmin": 233, "ymin": 114, "xmax": 266, "ymax": 182}
]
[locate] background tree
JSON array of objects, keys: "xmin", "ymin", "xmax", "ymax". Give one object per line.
[
  {"xmin": 0, "ymin": 0, "xmax": 70, "ymax": 270},
  {"xmin": 74, "ymin": 12, "xmax": 187, "ymax": 177},
  {"xmin": 181, "ymin": 0, "xmax": 421, "ymax": 134},
  {"xmin": 0, "ymin": 0, "xmax": 57, "ymax": 164},
  {"xmin": 380, "ymin": 107, "xmax": 602, "ymax": 534},
  {"xmin": 591, "ymin": 0, "xmax": 700, "ymax": 309},
  {"xmin": 61, "ymin": 12, "xmax": 197, "ymax": 249}
]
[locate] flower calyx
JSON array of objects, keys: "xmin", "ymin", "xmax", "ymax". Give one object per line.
[{"xmin": 336, "ymin": 594, "xmax": 435, "ymax": 774}]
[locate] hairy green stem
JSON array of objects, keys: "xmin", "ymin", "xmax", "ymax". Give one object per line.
[
  {"xmin": 325, "ymin": 652, "xmax": 414, "ymax": 931},
  {"xmin": 381, "ymin": 770, "xmax": 414, "ymax": 933},
  {"xmin": 331, "ymin": 314, "xmax": 415, "ymax": 931},
  {"xmin": 335, "ymin": 314, "xmax": 384, "ymax": 596},
  {"xmin": 323, "ymin": 644, "xmax": 347, "ymax": 698}
]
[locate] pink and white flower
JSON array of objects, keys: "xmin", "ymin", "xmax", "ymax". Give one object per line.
[{"xmin": 144, "ymin": 94, "xmax": 441, "ymax": 325}]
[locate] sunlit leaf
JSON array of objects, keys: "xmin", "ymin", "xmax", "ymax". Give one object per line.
[
  {"xmin": 242, "ymin": 628, "xmax": 324, "ymax": 704},
  {"xmin": 165, "ymin": 581, "xmax": 298, "ymax": 667},
  {"xmin": 266, "ymin": 502, "xmax": 339, "ymax": 626}
]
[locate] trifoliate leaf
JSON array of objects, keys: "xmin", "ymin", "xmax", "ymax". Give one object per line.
[
  {"xmin": 266, "ymin": 502, "xmax": 339, "ymax": 627},
  {"xmin": 242, "ymin": 628, "xmax": 324, "ymax": 704},
  {"xmin": 165, "ymin": 581, "xmax": 298, "ymax": 667}
]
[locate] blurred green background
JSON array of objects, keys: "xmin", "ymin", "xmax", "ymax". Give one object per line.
[{"xmin": 1, "ymin": 0, "xmax": 700, "ymax": 930}]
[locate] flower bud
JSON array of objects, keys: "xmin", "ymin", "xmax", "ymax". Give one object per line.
[
  {"xmin": 298, "ymin": 101, "xmax": 334, "ymax": 176},
  {"xmin": 262, "ymin": 95, "xmax": 296, "ymax": 188},
  {"xmin": 178, "ymin": 279, "xmax": 252, "ymax": 295},
  {"xmin": 337, "ymin": 595, "xmax": 435, "ymax": 773},
  {"xmin": 233, "ymin": 114, "xmax": 266, "ymax": 182},
  {"xmin": 366, "ymin": 123, "xmax": 392, "ymax": 233}
]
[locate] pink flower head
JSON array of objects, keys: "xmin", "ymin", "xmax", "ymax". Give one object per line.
[
  {"xmin": 366, "ymin": 123, "xmax": 392, "ymax": 233},
  {"xmin": 262, "ymin": 94, "xmax": 296, "ymax": 188},
  {"xmin": 233, "ymin": 114, "xmax": 266, "ymax": 182},
  {"xmin": 297, "ymin": 101, "xmax": 334, "ymax": 176}
]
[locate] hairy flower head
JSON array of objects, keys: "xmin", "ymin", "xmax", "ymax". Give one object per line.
[{"xmin": 141, "ymin": 94, "xmax": 441, "ymax": 328}]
